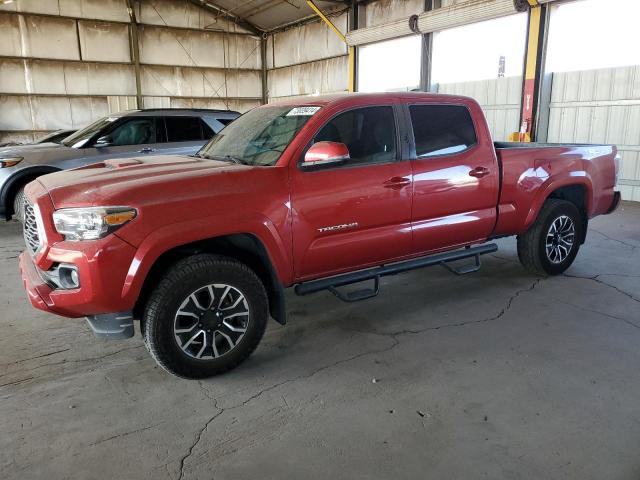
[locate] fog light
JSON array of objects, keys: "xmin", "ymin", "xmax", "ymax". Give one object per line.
[{"xmin": 59, "ymin": 265, "xmax": 80, "ymax": 289}]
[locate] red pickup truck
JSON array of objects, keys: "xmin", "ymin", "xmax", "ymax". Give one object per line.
[{"xmin": 19, "ymin": 92, "xmax": 620, "ymax": 378}]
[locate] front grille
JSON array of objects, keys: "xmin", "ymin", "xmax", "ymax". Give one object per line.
[{"xmin": 23, "ymin": 200, "xmax": 41, "ymax": 256}]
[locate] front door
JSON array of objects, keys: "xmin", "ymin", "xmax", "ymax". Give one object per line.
[
  {"xmin": 85, "ymin": 117, "xmax": 163, "ymax": 161},
  {"xmin": 407, "ymin": 103, "xmax": 499, "ymax": 254},
  {"xmin": 291, "ymin": 105, "xmax": 413, "ymax": 280}
]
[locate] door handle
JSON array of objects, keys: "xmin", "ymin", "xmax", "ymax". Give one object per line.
[
  {"xmin": 138, "ymin": 147, "xmax": 155, "ymax": 153},
  {"xmin": 383, "ymin": 176, "xmax": 412, "ymax": 189},
  {"xmin": 469, "ymin": 166, "xmax": 490, "ymax": 178}
]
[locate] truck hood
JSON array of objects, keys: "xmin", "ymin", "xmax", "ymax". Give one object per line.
[
  {"xmin": 0, "ymin": 142, "xmax": 79, "ymax": 165},
  {"xmin": 37, "ymin": 154, "xmax": 247, "ymax": 208}
]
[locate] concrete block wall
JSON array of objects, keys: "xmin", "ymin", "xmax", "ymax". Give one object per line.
[{"xmin": 0, "ymin": 0, "xmax": 262, "ymax": 144}]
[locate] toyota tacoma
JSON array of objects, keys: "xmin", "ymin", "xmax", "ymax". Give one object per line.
[{"xmin": 18, "ymin": 93, "xmax": 621, "ymax": 378}]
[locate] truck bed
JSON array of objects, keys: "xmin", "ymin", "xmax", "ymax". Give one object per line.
[{"xmin": 492, "ymin": 142, "xmax": 619, "ymax": 237}]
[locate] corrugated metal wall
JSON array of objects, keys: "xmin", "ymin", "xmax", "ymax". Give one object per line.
[
  {"xmin": 547, "ymin": 66, "xmax": 640, "ymax": 201},
  {"xmin": 266, "ymin": 12, "xmax": 348, "ymax": 103},
  {"xmin": 438, "ymin": 76, "xmax": 522, "ymax": 141},
  {"xmin": 0, "ymin": 0, "xmax": 262, "ymax": 144}
]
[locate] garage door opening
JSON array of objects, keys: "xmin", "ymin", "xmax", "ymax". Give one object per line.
[{"xmin": 358, "ymin": 35, "xmax": 422, "ymax": 92}]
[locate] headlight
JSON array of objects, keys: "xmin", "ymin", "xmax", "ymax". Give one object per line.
[
  {"xmin": 52, "ymin": 206, "xmax": 137, "ymax": 241},
  {"xmin": 0, "ymin": 157, "xmax": 23, "ymax": 168}
]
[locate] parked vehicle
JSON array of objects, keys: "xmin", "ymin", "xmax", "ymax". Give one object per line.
[
  {"xmin": 18, "ymin": 93, "xmax": 620, "ymax": 379},
  {"xmin": 34, "ymin": 129, "xmax": 78, "ymax": 145},
  {"xmin": 0, "ymin": 109, "xmax": 239, "ymax": 221}
]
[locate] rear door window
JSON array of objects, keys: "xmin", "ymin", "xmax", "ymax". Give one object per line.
[
  {"xmin": 165, "ymin": 116, "xmax": 205, "ymax": 142},
  {"xmin": 409, "ymin": 105, "xmax": 477, "ymax": 158},
  {"xmin": 201, "ymin": 120, "xmax": 214, "ymax": 138}
]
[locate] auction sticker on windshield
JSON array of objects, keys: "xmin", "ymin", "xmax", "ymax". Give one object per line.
[{"xmin": 286, "ymin": 106, "xmax": 321, "ymax": 117}]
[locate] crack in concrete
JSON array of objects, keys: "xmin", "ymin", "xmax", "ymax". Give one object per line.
[
  {"xmin": 177, "ymin": 398, "xmax": 223, "ymax": 480},
  {"xmin": 0, "ymin": 345, "xmax": 145, "ymax": 382},
  {"xmin": 178, "ymin": 339, "xmax": 401, "ymax": 478},
  {"xmin": 563, "ymin": 273, "xmax": 640, "ymax": 303},
  {"xmin": 367, "ymin": 279, "xmax": 543, "ymax": 338},
  {"xmin": 556, "ymin": 299, "xmax": 640, "ymax": 331},
  {"xmin": 88, "ymin": 422, "xmax": 163, "ymax": 447},
  {"xmin": 0, "ymin": 348, "xmax": 70, "ymax": 367},
  {"xmin": 176, "ymin": 279, "xmax": 543, "ymax": 477},
  {"xmin": 591, "ymin": 229, "xmax": 639, "ymax": 250}
]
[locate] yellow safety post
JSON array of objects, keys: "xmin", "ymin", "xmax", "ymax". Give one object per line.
[
  {"xmin": 509, "ymin": 0, "xmax": 543, "ymax": 142},
  {"xmin": 306, "ymin": 0, "xmax": 355, "ymax": 93}
]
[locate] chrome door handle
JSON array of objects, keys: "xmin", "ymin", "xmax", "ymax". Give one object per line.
[
  {"xmin": 139, "ymin": 147, "xmax": 154, "ymax": 153},
  {"xmin": 469, "ymin": 166, "xmax": 490, "ymax": 178},
  {"xmin": 383, "ymin": 176, "xmax": 412, "ymax": 189}
]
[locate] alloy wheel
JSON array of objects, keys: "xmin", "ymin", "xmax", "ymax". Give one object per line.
[
  {"xmin": 545, "ymin": 215, "xmax": 575, "ymax": 264},
  {"xmin": 173, "ymin": 283, "xmax": 249, "ymax": 360}
]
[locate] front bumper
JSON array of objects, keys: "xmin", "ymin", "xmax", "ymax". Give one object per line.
[
  {"xmin": 19, "ymin": 234, "xmax": 138, "ymax": 318},
  {"xmin": 20, "ymin": 251, "xmax": 134, "ymax": 338}
]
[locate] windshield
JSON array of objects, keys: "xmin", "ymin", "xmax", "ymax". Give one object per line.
[
  {"xmin": 198, "ymin": 105, "xmax": 321, "ymax": 166},
  {"xmin": 62, "ymin": 116, "xmax": 120, "ymax": 148}
]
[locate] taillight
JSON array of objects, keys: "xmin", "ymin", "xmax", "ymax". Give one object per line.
[{"xmin": 614, "ymin": 154, "xmax": 621, "ymax": 184}]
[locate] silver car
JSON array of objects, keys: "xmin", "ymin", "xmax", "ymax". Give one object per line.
[{"xmin": 0, "ymin": 108, "xmax": 239, "ymax": 221}]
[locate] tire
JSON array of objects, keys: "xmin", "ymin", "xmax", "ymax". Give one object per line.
[
  {"xmin": 12, "ymin": 186, "xmax": 25, "ymax": 223},
  {"xmin": 517, "ymin": 199, "xmax": 583, "ymax": 276},
  {"xmin": 143, "ymin": 254, "xmax": 268, "ymax": 379}
]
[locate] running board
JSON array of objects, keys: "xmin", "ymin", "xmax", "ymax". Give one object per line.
[{"xmin": 294, "ymin": 243, "xmax": 498, "ymax": 301}]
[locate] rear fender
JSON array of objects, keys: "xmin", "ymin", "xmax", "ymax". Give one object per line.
[{"xmin": 522, "ymin": 173, "xmax": 593, "ymax": 232}]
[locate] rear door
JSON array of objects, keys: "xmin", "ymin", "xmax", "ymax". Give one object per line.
[
  {"xmin": 159, "ymin": 116, "xmax": 211, "ymax": 155},
  {"xmin": 407, "ymin": 102, "xmax": 499, "ymax": 253},
  {"xmin": 290, "ymin": 104, "xmax": 413, "ymax": 280}
]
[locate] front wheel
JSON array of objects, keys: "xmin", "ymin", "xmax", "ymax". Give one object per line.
[
  {"xmin": 143, "ymin": 254, "xmax": 268, "ymax": 379},
  {"xmin": 12, "ymin": 186, "xmax": 25, "ymax": 223},
  {"xmin": 517, "ymin": 199, "xmax": 583, "ymax": 275}
]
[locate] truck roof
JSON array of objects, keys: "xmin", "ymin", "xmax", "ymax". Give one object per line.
[
  {"xmin": 116, "ymin": 108, "xmax": 240, "ymax": 117},
  {"xmin": 268, "ymin": 91, "xmax": 474, "ymax": 108}
]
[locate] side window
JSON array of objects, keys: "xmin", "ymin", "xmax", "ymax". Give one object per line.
[
  {"xmin": 108, "ymin": 118, "xmax": 156, "ymax": 146},
  {"xmin": 314, "ymin": 106, "xmax": 396, "ymax": 167},
  {"xmin": 409, "ymin": 105, "xmax": 477, "ymax": 158},
  {"xmin": 200, "ymin": 119, "xmax": 214, "ymax": 138},
  {"xmin": 165, "ymin": 117, "xmax": 204, "ymax": 142}
]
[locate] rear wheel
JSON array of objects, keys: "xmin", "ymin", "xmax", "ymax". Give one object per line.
[
  {"xmin": 517, "ymin": 199, "xmax": 583, "ymax": 275},
  {"xmin": 12, "ymin": 186, "xmax": 25, "ymax": 222},
  {"xmin": 143, "ymin": 254, "xmax": 268, "ymax": 379}
]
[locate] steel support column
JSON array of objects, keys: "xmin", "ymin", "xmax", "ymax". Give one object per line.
[
  {"xmin": 348, "ymin": 0, "xmax": 359, "ymax": 92},
  {"xmin": 512, "ymin": 0, "xmax": 549, "ymax": 142},
  {"xmin": 419, "ymin": 0, "xmax": 440, "ymax": 92},
  {"xmin": 260, "ymin": 34, "xmax": 268, "ymax": 104},
  {"xmin": 125, "ymin": 0, "xmax": 143, "ymax": 109}
]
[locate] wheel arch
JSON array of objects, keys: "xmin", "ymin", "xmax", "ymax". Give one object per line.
[
  {"xmin": 524, "ymin": 179, "xmax": 592, "ymax": 243},
  {"xmin": 1, "ymin": 166, "xmax": 60, "ymax": 219},
  {"xmin": 133, "ymin": 233, "xmax": 287, "ymax": 327},
  {"xmin": 547, "ymin": 185, "xmax": 588, "ymax": 243}
]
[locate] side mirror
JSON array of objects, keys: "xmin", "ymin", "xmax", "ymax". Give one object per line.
[
  {"xmin": 95, "ymin": 135, "xmax": 112, "ymax": 147},
  {"xmin": 301, "ymin": 141, "xmax": 350, "ymax": 170}
]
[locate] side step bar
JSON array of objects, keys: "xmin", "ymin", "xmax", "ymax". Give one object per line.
[{"xmin": 294, "ymin": 243, "xmax": 498, "ymax": 302}]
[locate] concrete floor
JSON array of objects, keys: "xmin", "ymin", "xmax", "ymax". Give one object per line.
[{"xmin": 1, "ymin": 203, "xmax": 639, "ymax": 480}]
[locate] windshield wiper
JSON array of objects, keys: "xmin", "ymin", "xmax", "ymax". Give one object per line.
[{"xmin": 207, "ymin": 154, "xmax": 248, "ymax": 165}]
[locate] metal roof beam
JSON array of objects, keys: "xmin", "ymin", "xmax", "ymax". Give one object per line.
[{"xmin": 188, "ymin": 0, "xmax": 265, "ymax": 34}]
